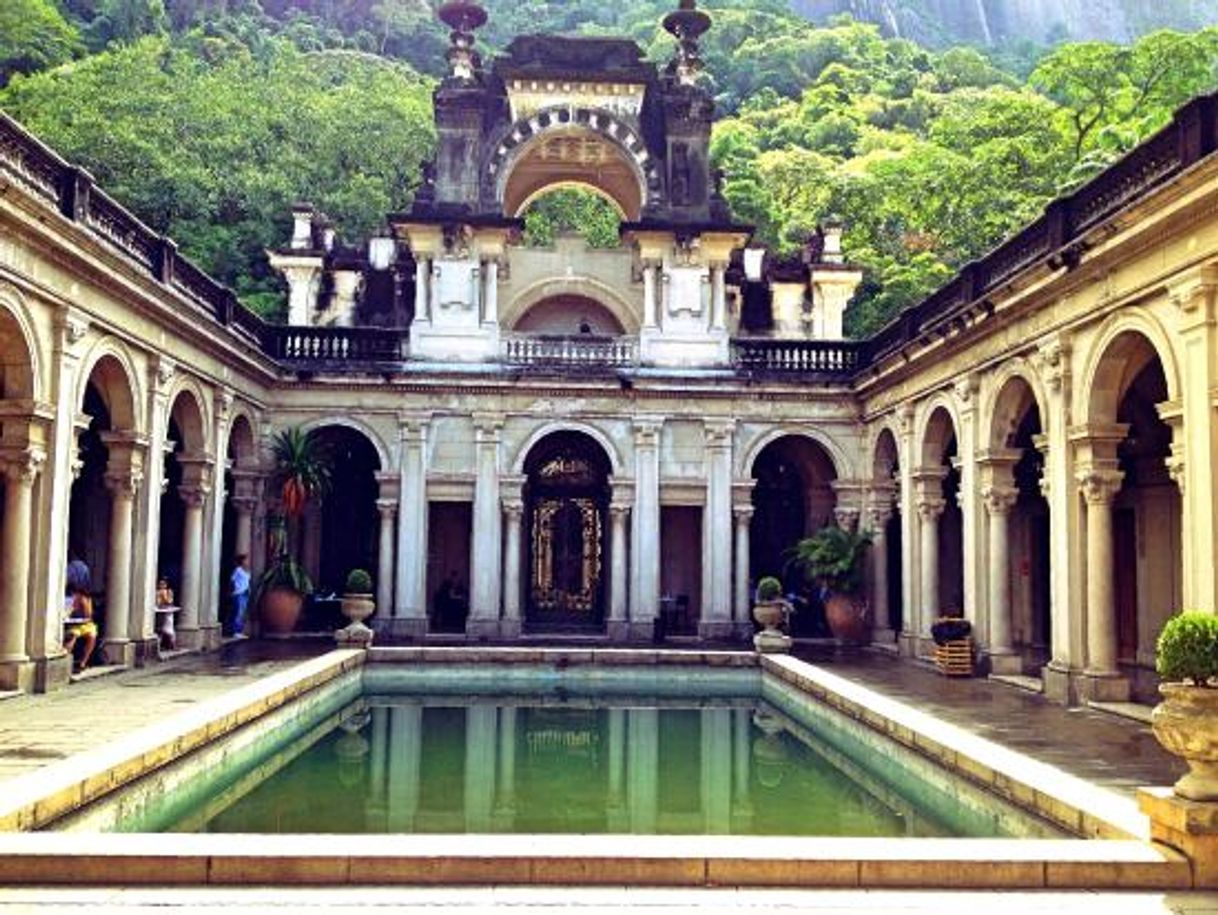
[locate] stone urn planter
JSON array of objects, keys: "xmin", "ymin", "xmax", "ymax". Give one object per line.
[
  {"xmin": 1152, "ymin": 684, "xmax": 1218, "ymax": 801},
  {"xmin": 1150, "ymin": 611, "xmax": 1218, "ymax": 800},
  {"xmin": 336, "ymin": 569, "xmax": 375, "ymax": 646},
  {"xmin": 752, "ymin": 577, "xmax": 792, "ymax": 653}
]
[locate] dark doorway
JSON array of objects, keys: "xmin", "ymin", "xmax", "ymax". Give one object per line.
[{"xmin": 523, "ymin": 432, "xmax": 611, "ymax": 632}]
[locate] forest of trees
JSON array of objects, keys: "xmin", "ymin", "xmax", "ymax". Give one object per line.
[{"xmin": 1, "ymin": 0, "xmax": 1217, "ymax": 330}]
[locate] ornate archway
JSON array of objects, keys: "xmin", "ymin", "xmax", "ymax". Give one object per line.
[{"xmin": 522, "ymin": 431, "xmax": 612, "ymax": 631}]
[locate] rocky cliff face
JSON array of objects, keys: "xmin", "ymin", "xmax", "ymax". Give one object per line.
[{"xmin": 790, "ymin": 0, "xmax": 1218, "ymax": 46}]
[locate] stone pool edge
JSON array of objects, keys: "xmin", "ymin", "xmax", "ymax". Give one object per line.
[{"xmin": 0, "ymin": 647, "xmax": 1195, "ymax": 890}]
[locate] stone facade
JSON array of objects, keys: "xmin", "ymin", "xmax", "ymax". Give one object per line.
[{"xmin": 1, "ymin": 3, "xmax": 1217, "ymax": 706}]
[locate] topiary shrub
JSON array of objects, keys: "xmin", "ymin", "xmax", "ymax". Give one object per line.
[
  {"xmin": 755, "ymin": 576, "xmax": 784, "ymax": 602},
  {"xmin": 1157, "ymin": 611, "xmax": 1218, "ymax": 685},
  {"xmin": 345, "ymin": 569, "xmax": 373, "ymax": 594}
]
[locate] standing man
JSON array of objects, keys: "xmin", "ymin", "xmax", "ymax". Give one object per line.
[{"xmin": 230, "ymin": 554, "xmax": 251, "ymax": 637}]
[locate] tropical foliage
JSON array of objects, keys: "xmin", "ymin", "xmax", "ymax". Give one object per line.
[
  {"xmin": 787, "ymin": 525, "xmax": 873, "ymax": 595},
  {"xmin": 269, "ymin": 427, "xmax": 333, "ymax": 517},
  {"xmin": 1157, "ymin": 611, "xmax": 1218, "ymax": 685}
]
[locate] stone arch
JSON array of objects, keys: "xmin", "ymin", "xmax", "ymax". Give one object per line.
[
  {"xmin": 77, "ymin": 342, "xmax": 141, "ymax": 434},
  {"xmin": 984, "ymin": 360, "xmax": 1049, "ymax": 450},
  {"xmin": 871, "ymin": 423, "xmax": 900, "ymax": 480},
  {"xmin": 505, "ymin": 278, "xmax": 639, "ymax": 335},
  {"xmin": 739, "ymin": 426, "xmax": 853, "ymax": 481},
  {"xmin": 487, "ymin": 107, "xmax": 661, "ymax": 220},
  {"xmin": 1081, "ymin": 311, "xmax": 1182, "ymax": 426},
  {"xmin": 166, "ymin": 382, "xmax": 210, "ymax": 455},
  {"xmin": 0, "ymin": 284, "xmax": 41, "ymax": 402},
  {"xmin": 915, "ymin": 395, "xmax": 960, "ymax": 469},
  {"xmin": 515, "ymin": 182, "xmax": 627, "ymax": 220},
  {"xmin": 512, "ymin": 420, "xmax": 624, "ymax": 477},
  {"xmin": 225, "ymin": 409, "xmax": 258, "ymax": 468},
  {"xmin": 298, "ymin": 415, "xmax": 390, "ymax": 472}
]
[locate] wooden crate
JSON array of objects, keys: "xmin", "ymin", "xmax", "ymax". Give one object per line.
[{"xmin": 934, "ymin": 638, "xmax": 973, "ymax": 677}]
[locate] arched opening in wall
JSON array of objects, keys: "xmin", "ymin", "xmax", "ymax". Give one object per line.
[
  {"xmin": 521, "ymin": 431, "xmax": 612, "ymax": 633},
  {"xmin": 519, "ymin": 186, "xmax": 624, "ymax": 250},
  {"xmin": 157, "ymin": 390, "xmax": 208, "ymax": 645},
  {"xmin": 303, "ymin": 425, "xmax": 380, "ymax": 632},
  {"xmin": 920, "ymin": 408, "xmax": 964, "ymax": 620},
  {"xmin": 67, "ymin": 357, "xmax": 138, "ymax": 663},
  {"xmin": 0, "ymin": 307, "xmax": 37, "ymax": 658},
  {"xmin": 503, "ymin": 130, "xmax": 644, "ymax": 223},
  {"xmin": 990, "ymin": 377, "xmax": 1051, "ymax": 671},
  {"xmin": 1089, "ymin": 331, "xmax": 1181, "ymax": 701},
  {"xmin": 872, "ymin": 428, "xmax": 903, "ymax": 637},
  {"xmin": 512, "ymin": 294, "xmax": 626, "ymax": 336},
  {"xmin": 750, "ymin": 435, "xmax": 838, "ymax": 639},
  {"xmin": 217, "ymin": 415, "xmax": 257, "ymax": 636}
]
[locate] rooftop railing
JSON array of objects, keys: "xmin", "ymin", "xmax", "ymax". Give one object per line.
[
  {"xmin": 732, "ymin": 339, "xmax": 864, "ymax": 377},
  {"xmin": 264, "ymin": 325, "xmax": 406, "ymax": 364},
  {"xmin": 503, "ymin": 333, "xmax": 638, "ymax": 369}
]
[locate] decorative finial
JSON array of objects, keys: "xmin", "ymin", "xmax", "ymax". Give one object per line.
[
  {"xmin": 438, "ymin": 1, "xmax": 487, "ymax": 82},
  {"xmin": 662, "ymin": 0, "xmax": 711, "ymax": 86}
]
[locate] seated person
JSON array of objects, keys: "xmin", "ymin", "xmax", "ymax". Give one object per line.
[
  {"xmin": 156, "ymin": 578, "xmax": 175, "ymax": 608},
  {"xmin": 63, "ymin": 588, "xmax": 98, "ymax": 673}
]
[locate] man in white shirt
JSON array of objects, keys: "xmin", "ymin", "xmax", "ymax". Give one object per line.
[{"xmin": 231, "ymin": 554, "xmax": 251, "ymax": 637}]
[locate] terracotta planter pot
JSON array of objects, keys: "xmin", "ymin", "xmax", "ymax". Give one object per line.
[
  {"xmin": 752, "ymin": 599, "xmax": 788, "ymax": 635},
  {"xmin": 260, "ymin": 588, "xmax": 303, "ymax": 635},
  {"xmin": 824, "ymin": 592, "xmax": 869, "ymax": 643},
  {"xmin": 1152, "ymin": 683, "xmax": 1218, "ymax": 800}
]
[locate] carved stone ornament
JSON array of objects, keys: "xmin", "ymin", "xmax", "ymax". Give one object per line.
[
  {"xmin": 981, "ymin": 485, "xmax": 1019, "ymax": 516},
  {"xmin": 1077, "ymin": 469, "xmax": 1124, "ymax": 505},
  {"xmin": 105, "ymin": 468, "xmax": 144, "ymax": 499},
  {"xmin": 2, "ymin": 448, "xmax": 46, "ymax": 485},
  {"xmin": 915, "ymin": 496, "xmax": 947, "ymax": 522}
]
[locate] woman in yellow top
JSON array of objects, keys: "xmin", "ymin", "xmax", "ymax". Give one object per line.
[{"xmin": 63, "ymin": 587, "xmax": 98, "ymax": 673}]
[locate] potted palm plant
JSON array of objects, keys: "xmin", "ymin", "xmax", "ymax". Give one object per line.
[
  {"xmin": 788, "ymin": 525, "xmax": 873, "ymax": 643},
  {"xmin": 257, "ymin": 427, "xmax": 333, "ymax": 634},
  {"xmin": 1151, "ymin": 610, "xmax": 1218, "ymax": 800}
]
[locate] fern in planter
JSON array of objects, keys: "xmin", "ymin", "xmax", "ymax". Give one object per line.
[{"xmin": 787, "ymin": 526, "xmax": 873, "ymax": 594}]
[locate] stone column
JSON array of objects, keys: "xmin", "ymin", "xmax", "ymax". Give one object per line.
[
  {"xmin": 627, "ymin": 708, "xmax": 659, "ymax": 833},
  {"xmin": 1078, "ymin": 468, "xmax": 1129, "ymax": 700},
  {"xmin": 710, "ymin": 263, "xmax": 727, "ymax": 331},
  {"xmin": 229, "ymin": 469, "xmax": 262, "ymax": 562},
  {"xmin": 701, "ymin": 420, "xmax": 734, "ymax": 640},
  {"xmin": 913, "ymin": 470, "xmax": 946, "ymax": 657},
  {"xmin": 608, "ymin": 495, "xmax": 631, "ymax": 641},
  {"xmin": 732, "ymin": 708, "xmax": 753, "ymax": 823},
  {"xmin": 468, "ymin": 414, "xmax": 503, "ymax": 639},
  {"xmin": 501, "ymin": 497, "xmax": 524, "ymax": 639},
  {"xmin": 177, "ymin": 481, "xmax": 210, "ymax": 648},
  {"xmin": 396, "ymin": 415, "xmax": 430, "ymax": 638},
  {"xmin": 482, "ymin": 259, "xmax": 499, "ymax": 327},
  {"xmin": 607, "ymin": 708, "xmax": 627, "ymax": 831},
  {"xmin": 0, "ymin": 449, "xmax": 44, "ymax": 689},
  {"xmin": 733, "ymin": 505, "xmax": 754, "ymax": 636},
  {"xmin": 630, "ymin": 419, "xmax": 662, "ymax": 641},
  {"xmin": 386, "ymin": 704, "xmax": 422, "ymax": 832},
  {"xmin": 642, "ymin": 261, "xmax": 658, "ymax": 329},
  {"xmin": 102, "ymin": 463, "xmax": 142, "ymax": 667},
  {"xmin": 701, "ymin": 708, "xmax": 732, "ymax": 833},
  {"xmin": 464, "ymin": 704, "xmax": 497, "ymax": 831},
  {"xmin": 982, "ymin": 484, "xmax": 1020, "ymax": 674},
  {"xmin": 496, "ymin": 706, "xmax": 517, "ymax": 823},
  {"xmin": 413, "ymin": 256, "xmax": 431, "ymax": 325},
  {"xmin": 376, "ymin": 499, "xmax": 397, "ymax": 622},
  {"xmin": 869, "ymin": 503, "xmax": 895, "ymax": 642}
]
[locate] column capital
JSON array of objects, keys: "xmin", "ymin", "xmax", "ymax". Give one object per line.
[
  {"xmin": 981, "ymin": 484, "xmax": 1019, "ymax": 516},
  {"xmin": 703, "ymin": 418, "xmax": 735, "ymax": 447},
  {"xmin": 0, "ymin": 447, "xmax": 46, "ymax": 485},
  {"xmin": 1033, "ymin": 333, "xmax": 1072, "ymax": 393},
  {"xmin": 1076, "ymin": 468, "xmax": 1124, "ymax": 506},
  {"xmin": 503, "ymin": 499, "xmax": 525, "ymax": 522},
  {"xmin": 1168, "ymin": 263, "xmax": 1218, "ymax": 323},
  {"xmin": 867, "ymin": 505, "xmax": 894, "ymax": 530},
  {"xmin": 178, "ymin": 484, "xmax": 210, "ymax": 508},
  {"xmin": 1166, "ymin": 443, "xmax": 1186, "ymax": 495},
  {"xmin": 376, "ymin": 498, "xmax": 399, "ymax": 520},
  {"xmin": 398, "ymin": 412, "xmax": 432, "ymax": 441},
  {"xmin": 230, "ymin": 495, "xmax": 259, "ymax": 514},
  {"xmin": 104, "ymin": 467, "xmax": 144, "ymax": 499},
  {"xmin": 473, "ymin": 412, "xmax": 505, "ymax": 438},
  {"xmin": 915, "ymin": 496, "xmax": 946, "ymax": 522},
  {"xmin": 733, "ymin": 504, "xmax": 754, "ymax": 524},
  {"xmin": 610, "ymin": 477, "xmax": 635, "ymax": 507},
  {"xmin": 834, "ymin": 506, "xmax": 861, "ymax": 531},
  {"xmin": 633, "ymin": 417, "xmax": 664, "ymax": 445}
]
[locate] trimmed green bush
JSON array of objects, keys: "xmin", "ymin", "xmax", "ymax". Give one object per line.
[
  {"xmin": 1157, "ymin": 611, "xmax": 1218, "ymax": 685},
  {"xmin": 755, "ymin": 576, "xmax": 784, "ymax": 602},
  {"xmin": 345, "ymin": 569, "xmax": 374, "ymax": 594}
]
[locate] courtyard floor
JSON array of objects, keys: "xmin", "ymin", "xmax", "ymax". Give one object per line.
[{"xmin": 0, "ymin": 641, "xmax": 1209, "ymax": 912}]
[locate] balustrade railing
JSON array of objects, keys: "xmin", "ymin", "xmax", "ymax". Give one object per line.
[
  {"xmin": 264, "ymin": 325, "xmax": 406, "ymax": 364},
  {"xmin": 732, "ymin": 339, "xmax": 864, "ymax": 376},
  {"xmin": 503, "ymin": 333, "xmax": 638, "ymax": 368}
]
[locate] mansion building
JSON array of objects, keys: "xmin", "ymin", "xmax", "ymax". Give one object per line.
[{"xmin": 1, "ymin": 0, "xmax": 1217, "ymax": 707}]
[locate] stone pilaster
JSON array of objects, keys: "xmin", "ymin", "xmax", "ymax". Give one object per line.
[
  {"xmin": 467, "ymin": 413, "xmax": 503, "ymax": 639},
  {"xmin": 700, "ymin": 420, "xmax": 734, "ymax": 640},
  {"xmin": 981, "ymin": 482, "xmax": 1020, "ymax": 675},
  {"xmin": 630, "ymin": 418, "xmax": 662, "ymax": 641},
  {"xmin": 395, "ymin": 414, "xmax": 430, "ymax": 639},
  {"xmin": 500, "ymin": 475, "xmax": 525, "ymax": 640},
  {"xmin": 1077, "ymin": 465, "xmax": 1130, "ymax": 701},
  {"xmin": 608, "ymin": 483, "xmax": 633, "ymax": 641},
  {"xmin": 375, "ymin": 498, "xmax": 398, "ymax": 628},
  {"xmin": 175, "ymin": 458, "xmax": 213, "ymax": 650},
  {"xmin": 912, "ymin": 468, "xmax": 947, "ymax": 656}
]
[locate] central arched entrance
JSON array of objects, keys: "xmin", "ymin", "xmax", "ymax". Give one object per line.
[{"xmin": 522, "ymin": 431, "xmax": 612, "ymax": 632}]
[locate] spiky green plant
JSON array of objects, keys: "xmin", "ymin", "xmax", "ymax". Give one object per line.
[{"xmin": 787, "ymin": 526, "xmax": 873, "ymax": 595}]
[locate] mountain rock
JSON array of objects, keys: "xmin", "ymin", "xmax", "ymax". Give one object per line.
[{"xmin": 789, "ymin": 0, "xmax": 1218, "ymax": 46}]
